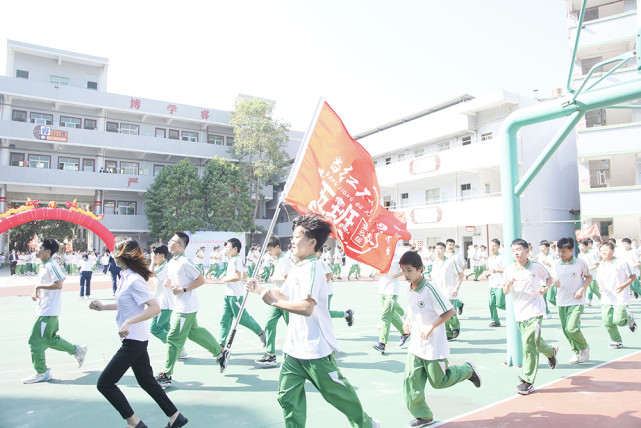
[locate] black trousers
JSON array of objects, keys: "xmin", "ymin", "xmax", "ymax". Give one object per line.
[
  {"xmin": 10, "ymin": 261, "xmax": 17, "ymax": 275},
  {"xmin": 80, "ymin": 271, "xmax": 92, "ymax": 296},
  {"xmin": 97, "ymin": 339, "xmax": 177, "ymax": 420}
]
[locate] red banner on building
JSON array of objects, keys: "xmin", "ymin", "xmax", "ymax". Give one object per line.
[
  {"xmin": 283, "ymin": 101, "xmax": 411, "ymax": 273},
  {"xmin": 575, "ymin": 224, "xmax": 600, "ymax": 241}
]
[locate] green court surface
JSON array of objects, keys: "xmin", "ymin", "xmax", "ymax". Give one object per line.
[{"xmin": 0, "ymin": 277, "xmax": 639, "ymax": 427}]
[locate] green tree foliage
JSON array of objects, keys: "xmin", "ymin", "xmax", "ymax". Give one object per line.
[
  {"xmin": 230, "ymin": 98, "xmax": 290, "ymax": 218},
  {"xmin": 201, "ymin": 157, "xmax": 254, "ymax": 232},
  {"xmin": 9, "ymin": 220, "xmax": 75, "ymax": 252}
]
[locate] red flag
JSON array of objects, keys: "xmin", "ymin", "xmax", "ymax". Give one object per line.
[
  {"xmin": 28, "ymin": 235, "xmax": 39, "ymax": 249},
  {"xmin": 575, "ymin": 224, "xmax": 600, "ymax": 241},
  {"xmin": 65, "ymin": 240, "xmax": 73, "ymax": 253},
  {"xmin": 283, "ymin": 101, "xmax": 411, "ymax": 273}
]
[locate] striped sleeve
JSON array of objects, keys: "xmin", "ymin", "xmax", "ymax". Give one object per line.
[
  {"xmin": 49, "ymin": 262, "xmax": 66, "ymax": 282},
  {"xmin": 425, "ymin": 282, "xmax": 450, "ymax": 314},
  {"xmin": 307, "ymin": 260, "xmax": 324, "ymax": 303}
]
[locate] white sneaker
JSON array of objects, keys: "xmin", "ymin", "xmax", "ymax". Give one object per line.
[
  {"xmin": 569, "ymin": 353, "xmax": 580, "ymax": 364},
  {"xmin": 371, "ymin": 417, "xmax": 381, "ymax": 428},
  {"xmin": 23, "ymin": 369, "xmax": 52, "ymax": 384},
  {"xmin": 74, "ymin": 345, "xmax": 88, "ymax": 368},
  {"xmin": 178, "ymin": 348, "xmax": 188, "ymax": 359},
  {"xmin": 579, "ymin": 345, "xmax": 590, "ymax": 363}
]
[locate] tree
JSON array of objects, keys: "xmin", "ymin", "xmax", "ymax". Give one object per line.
[
  {"xmin": 201, "ymin": 156, "xmax": 254, "ymax": 232},
  {"xmin": 229, "ymin": 98, "xmax": 291, "ymax": 224},
  {"xmin": 144, "ymin": 159, "xmax": 203, "ymax": 240},
  {"xmin": 10, "ymin": 220, "xmax": 75, "ymax": 252}
]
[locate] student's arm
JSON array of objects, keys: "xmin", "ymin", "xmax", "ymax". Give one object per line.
[
  {"xmin": 615, "ymin": 274, "xmax": 636, "ymax": 293},
  {"xmin": 36, "ymin": 279, "xmax": 63, "ymax": 292},
  {"xmin": 452, "ymin": 272, "xmax": 464, "ymax": 297},
  {"xmin": 118, "ymin": 299, "xmax": 161, "ymax": 338},
  {"xmin": 89, "ymin": 300, "xmax": 118, "ymax": 311},
  {"xmin": 246, "ymin": 278, "xmax": 315, "ymax": 316},
  {"xmin": 575, "ymin": 273, "xmax": 593, "ymax": 299},
  {"xmin": 173, "ymin": 274, "xmax": 205, "ymax": 295},
  {"xmin": 420, "ymin": 308, "xmax": 455, "ymax": 340},
  {"xmin": 538, "ymin": 277, "xmax": 553, "ymax": 295}
]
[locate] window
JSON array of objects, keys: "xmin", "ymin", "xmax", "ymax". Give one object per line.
[
  {"xmin": 28, "ymin": 154, "xmax": 50, "ymax": 169},
  {"xmin": 461, "ymin": 183, "xmax": 472, "ymax": 201},
  {"xmin": 383, "ymin": 195, "xmax": 395, "ymax": 209},
  {"xmin": 50, "ymin": 75, "xmax": 69, "ymax": 86},
  {"xmin": 481, "ymin": 132, "xmax": 493, "ymax": 141},
  {"xmin": 398, "ymin": 153, "xmax": 406, "ymax": 162},
  {"xmin": 461, "ymin": 183, "xmax": 471, "ymax": 191},
  {"xmin": 12, "ymin": 110, "xmax": 27, "ymax": 122},
  {"xmin": 586, "ymin": 109, "xmax": 605, "ymax": 128},
  {"xmin": 581, "ymin": 56, "xmax": 602, "ymax": 75},
  {"xmin": 105, "ymin": 160, "xmax": 118, "ymax": 173},
  {"xmin": 121, "ymin": 162, "xmax": 139, "ymax": 175},
  {"xmin": 155, "ymin": 128, "xmax": 166, "ymax": 138},
  {"xmin": 226, "ymin": 136, "xmax": 235, "ymax": 146},
  {"xmin": 30, "ymin": 112, "xmax": 53, "ymax": 125},
  {"xmin": 58, "ymin": 157, "xmax": 80, "ymax": 171},
  {"xmin": 584, "ymin": 7, "xmax": 599, "ymax": 22},
  {"xmin": 10, "ymin": 153, "xmax": 25, "ymax": 167},
  {"xmin": 84, "ymin": 119, "xmax": 97, "ymax": 130},
  {"xmin": 425, "ymin": 188, "xmax": 440, "ymax": 205},
  {"xmin": 60, "ymin": 116, "xmax": 81, "ymax": 128},
  {"xmin": 413, "ymin": 148, "xmax": 424, "ymax": 158},
  {"xmin": 120, "ymin": 124, "xmax": 139, "ymax": 135},
  {"xmin": 16, "ymin": 69, "xmax": 29, "ymax": 79},
  {"xmin": 589, "ymin": 159, "xmax": 610, "ymax": 187},
  {"xmin": 462, "ymin": 136, "xmax": 472, "ymax": 146},
  {"xmin": 182, "ymin": 131, "xmax": 198, "ymax": 142},
  {"xmin": 117, "ymin": 201, "xmax": 137, "ymax": 216},
  {"xmin": 599, "ymin": 220, "xmax": 612, "ymax": 237},
  {"xmin": 106, "ymin": 122, "xmax": 119, "ymax": 133},
  {"xmin": 207, "ymin": 134, "xmax": 224, "ymax": 145},
  {"xmin": 153, "ymin": 165, "xmax": 164, "ymax": 176},
  {"xmin": 168, "ymin": 129, "xmax": 179, "ymax": 140},
  {"xmin": 104, "ymin": 200, "xmax": 116, "ymax": 214},
  {"xmin": 83, "ymin": 159, "xmax": 95, "ymax": 172},
  {"xmin": 437, "ymin": 141, "xmax": 450, "ymax": 152},
  {"xmin": 401, "ymin": 193, "xmax": 409, "ymax": 207},
  {"xmin": 87, "ymin": 81, "xmax": 98, "ymax": 90},
  {"xmin": 385, "ymin": 157, "xmax": 391, "ymax": 165}
]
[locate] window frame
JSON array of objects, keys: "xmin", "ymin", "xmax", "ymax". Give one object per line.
[
  {"xmin": 105, "ymin": 160, "xmax": 118, "ymax": 173},
  {"xmin": 82, "ymin": 158, "xmax": 95, "ymax": 172},
  {"xmin": 153, "ymin": 164, "xmax": 165, "ymax": 176},
  {"xmin": 60, "ymin": 116, "xmax": 82, "ymax": 129},
  {"xmin": 181, "ymin": 131, "xmax": 199, "ymax": 142},
  {"xmin": 87, "ymin": 81, "xmax": 98, "ymax": 90},
  {"xmin": 16, "ymin": 69, "xmax": 29, "ymax": 79},
  {"xmin": 226, "ymin": 136, "xmax": 235, "ymax": 146},
  {"xmin": 84, "ymin": 119, "xmax": 97, "ymax": 130},
  {"xmin": 120, "ymin": 161, "xmax": 140, "ymax": 175},
  {"xmin": 10, "ymin": 152, "xmax": 25, "ymax": 167},
  {"xmin": 425, "ymin": 188, "xmax": 440, "ymax": 206},
  {"xmin": 50, "ymin": 75, "xmax": 69, "ymax": 86},
  {"xmin": 116, "ymin": 200, "xmax": 137, "ymax": 216},
  {"xmin": 119, "ymin": 123, "xmax": 140, "ymax": 136},
  {"xmin": 207, "ymin": 134, "xmax": 224, "ymax": 145},
  {"xmin": 168, "ymin": 129, "xmax": 180, "ymax": 140},
  {"xmin": 103, "ymin": 200, "xmax": 116, "ymax": 215},
  {"xmin": 28, "ymin": 154, "xmax": 51, "ymax": 169},
  {"xmin": 106, "ymin": 121, "xmax": 119, "ymax": 133},
  {"xmin": 30, "ymin": 112, "xmax": 53, "ymax": 125},
  {"xmin": 58, "ymin": 156, "xmax": 80, "ymax": 171},
  {"xmin": 155, "ymin": 128, "xmax": 166, "ymax": 138},
  {"xmin": 12, "ymin": 109, "xmax": 27, "ymax": 122}
]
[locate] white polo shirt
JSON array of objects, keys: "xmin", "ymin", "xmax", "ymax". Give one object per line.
[
  {"xmin": 622, "ymin": 249, "xmax": 640, "ymax": 276},
  {"xmin": 503, "ymin": 260, "xmax": 549, "ymax": 322},
  {"xmin": 280, "ymin": 255, "xmax": 339, "ymax": 360},
  {"xmin": 578, "ymin": 250, "xmax": 599, "ymax": 280},
  {"xmin": 168, "ymin": 253, "xmax": 201, "ymax": 314},
  {"xmin": 486, "ymin": 254, "xmax": 504, "ymax": 289},
  {"xmin": 271, "ymin": 252, "xmax": 293, "ymax": 287},
  {"xmin": 379, "ymin": 249, "xmax": 402, "ymax": 295},
  {"xmin": 319, "ymin": 258, "xmax": 335, "ymax": 294},
  {"xmin": 35, "ymin": 258, "xmax": 67, "ymax": 317},
  {"xmin": 224, "ymin": 255, "xmax": 245, "ymax": 297},
  {"xmin": 431, "ymin": 256, "xmax": 462, "ymax": 299},
  {"xmin": 597, "ymin": 258, "xmax": 633, "ymax": 306},
  {"xmin": 407, "ymin": 278, "xmax": 453, "ymax": 361},
  {"xmin": 553, "ymin": 256, "xmax": 590, "ymax": 307},
  {"xmin": 115, "ymin": 269, "xmax": 155, "ymax": 342},
  {"xmin": 154, "ymin": 260, "xmax": 174, "ymax": 310}
]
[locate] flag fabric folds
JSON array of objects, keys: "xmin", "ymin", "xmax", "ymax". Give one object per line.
[
  {"xmin": 575, "ymin": 223, "xmax": 600, "ymax": 241},
  {"xmin": 282, "ymin": 101, "xmax": 411, "ymax": 273}
]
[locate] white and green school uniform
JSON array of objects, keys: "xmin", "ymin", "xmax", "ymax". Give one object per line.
[
  {"xmin": 552, "ymin": 257, "xmax": 590, "ymax": 356},
  {"xmin": 503, "ymin": 260, "xmax": 555, "ymax": 384},
  {"xmin": 162, "ymin": 253, "xmax": 222, "ymax": 376},
  {"xmin": 194, "ymin": 250, "xmax": 205, "ymax": 275},
  {"xmin": 486, "ymin": 254, "xmax": 506, "ymax": 325},
  {"xmin": 320, "ymin": 258, "xmax": 346, "ymax": 319},
  {"xmin": 578, "ymin": 249, "xmax": 601, "ymax": 302},
  {"xmin": 597, "ymin": 258, "xmax": 634, "ymax": 343},
  {"xmin": 537, "ymin": 251, "xmax": 556, "ymax": 310},
  {"xmin": 29, "ymin": 258, "xmax": 79, "ymax": 374},
  {"xmin": 403, "ymin": 278, "xmax": 472, "ymax": 421},
  {"xmin": 431, "ymin": 256, "xmax": 462, "ymax": 338},
  {"xmin": 622, "ymin": 249, "xmax": 641, "ymax": 296},
  {"xmin": 264, "ymin": 253, "xmax": 292, "ymax": 355},
  {"xmin": 150, "ymin": 261, "xmax": 174, "ymax": 343},
  {"xmin": 277, "ymin": 255, "xmax": 374, "ymax": 428},
  {"xmin": 219, "ymin": 255, "xmax": 262, "ymax": 346},
  {"xmin": 378, "ymin": 249, "xmax": 405, "ymax": 344},
  {"xmin": 206, "ymin": 249, "xmax": 222, "ymax": 277}
]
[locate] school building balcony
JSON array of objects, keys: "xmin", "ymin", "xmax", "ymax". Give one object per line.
[
  {"xmin": 376, "ymin": 140, "xmax": 500, "ymax": 187},
  {"xmin": 101, "ymin": 214, "xmax": 149, "ymax": 233},
  {"xmin": 0, "ymin": 165, "xmax": 155, "ymax": 192},
  {"xmin": 576, "ymin": 122, "xmax": 641, "ymax": 156},
  {"xmin": 579, "ymin": 186, "xmax": 641, "ymax": 217},
  {"xmin": 568, "ymin": 9, "xmax": 636, "ymax": 50},
  {"xmin": 395, "ymin": 194, "xmax": 503, "ymax": 230}
]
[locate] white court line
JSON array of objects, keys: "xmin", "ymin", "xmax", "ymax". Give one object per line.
[{"xmin": 432, "ymin": 349, "xmax": 641, "ymax": 427}]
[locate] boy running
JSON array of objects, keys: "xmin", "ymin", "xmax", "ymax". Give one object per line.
[
  {"xmin": 318, "ymin": 248, "xmax": 354, "ymax": 327},
  {"xmin": 621, "ymin": 238, "xmax": 641, "ymax": 299},
  {"xmin": 578, "ymin": 239, "xmax": 601, "ymax": 306},
  {"xmin": 400, "ymin": 250, "xmax": 481, "ymax": 427},
  {"xmin": 23, "ymin": 238, "xmax": 88, "ymax": 384},
  {"xmin": 431, "ymin": 242, "xmax": 464, "ymax": 340},
  {"xmin": 484, "ymin": 239, "xmax": 505, "ymax": 327}
]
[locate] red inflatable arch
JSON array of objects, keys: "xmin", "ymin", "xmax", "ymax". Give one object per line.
[{"xmin": 0, "ymin": 207, "xmax": 115, "ymax": 251}]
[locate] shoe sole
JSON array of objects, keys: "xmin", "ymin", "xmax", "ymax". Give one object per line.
[
  {"xmin": 465, "ymin": 360, "xmax": 481, "ymax": 388},
  {"xmin": 517, "ymin": 388, "xmax": 534, "ymax": 395}
]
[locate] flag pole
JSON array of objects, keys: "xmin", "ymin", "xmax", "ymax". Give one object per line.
[{"xmin": 225, "ymin": 98, "xmax": 325, "ymax": 353}]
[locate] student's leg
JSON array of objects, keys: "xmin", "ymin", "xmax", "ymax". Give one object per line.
[
  {"xmin": 163, "ymin": 312, "xmax": 194, "ymax": 375},
  {"xmin": 186, "ymin": 315, "xmax": 222, "ymax": 356},
  {"xmin": 305, "ymin": 353, "xmax": 372, "ymax": 428},
  {"xmin": 517, "ymin": 317, "xmax": 545, "ymax": 384},
  {"xmin": 379, "ymin": 294, "xmax": 403, "ymax": 343},
  {"xmin": 79, "ymin": 272, "xmax": 86, "ymax": 297},
  {"xmin": 86, "ymin": 272, "xmax": 92, "ymax": 297},
  {"xmin": 391, "ymin": 298, "xmax": 406, "ymax": 334},
  {"xmin": 589, "ymin": 280, "xmax": 601, "ymax": 300},
  {"xmin": 150, "ymin": 309, "xmax": 173, "ymax": 343},
  {"xmin": 629, "ymin": 278, "xmax": 641, "ymax": 296},
  {"xmin": 426, "ymin": 358, "xmax": 473, "ymax": 389},
  {"xmin": 560, "ymin": 305, "xmax": 588, "ymax": 354},
  {"xmin": 403, "ymin": 352, "xmax": 432, "ymax": 420},
  {"xmin": 130, "ymin": 341, "xmax": 178, "ymax": 417},
  {"xmin": 601, "ymin": 305, "xmax": 622, "ymax": 342},
  {"xmin": 264, "ymin": 306, "xmax": 285, "ymax": 355},
  {"xmin": 328, "ymin": 294, "xmax": 346, "ymax": 319},
  {"xmin": 231, "ymin": 296, "xmax": 263, "ymax": 336},
  {"xmin": 547, "ymin": 286, "xmax": 557, "ymax": 307},
  {"xmin": 542, "ymin": 290, "xmax": 551, "ymax": 314},
  {"xmin": 219, "ymin": 297, "xmax": 235, "ymax": 346},
  {"xmin": 97, "ymin": 339, "xmax": 140, "ymax": 420},
  {"xmin": 489, "ymin": 289, "xmax": 500, "ymax": 325},
  {"xmin": 278, "ymin": 354, "xmax": 310, "ymax": 428},
  {"xmin": 612, "ymin": 304, "xmax": 633, "ymax": 327}
]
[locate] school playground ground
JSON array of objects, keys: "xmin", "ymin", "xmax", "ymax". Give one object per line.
[{"xmin": 0, "ymin": 269, "xmax": 639, "ymax": 428}]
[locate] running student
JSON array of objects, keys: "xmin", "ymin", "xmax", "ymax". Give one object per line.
[
  {"xmin": 597, "ymin": 242, "xmax": 637, "ymax": 349},
  {"xmin": 246, "ymin": 214, "xmax": 380, "ymax": 428},
  {"xmin": 90, "ymin": 238, "xmax": 188, "ymax": 428},
  {"xmin": 400, "ymin": 250, "xmax": 481, "ymax": 428},
  {"xmin": 155, "ymin": 232, "xmax": 228, "ymax": 389},
  {"xmin": 23, "ymin": 238, "xmax": 88, "ymax": 384},
  {"xmin": 483, "ymin": 239, "xmax": 505, "ymax": 327},
  {"xmin": 503, "ymin": 238, "xmax": 558, "ymax": 395},
  {"xmin": 431, "ymin": 242, "xmax": 464, "ymax": 340},
  {"xmin": 551, "ymin": 237, "xmax": 592, "ymax": 364},
  {"xmin": 578, "ymin": 239, "xmax": 601, "ymax": 306},
  {"xmin": 318, "ymin": 248, "xmax": 354, "ymax": 328},
  {"xmin": 621, "ymin": 238, "xmax": 641, "ymax": 299}
]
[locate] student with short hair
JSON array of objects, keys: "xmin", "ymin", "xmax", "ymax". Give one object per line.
[
  {"xmin": 503, "ymin": 238, "xmax": 558, "ymax": 395},
  {"xmin": 79, "ymin": 254, "xmax": 94, "ymax": 300},
  {"xmin": 399, "ymin": 250, "xmax": 480, "ymax": 427},
  {"xmin": 431, "ymin": 242, "xmax": 464, "ymax": 340},
  {"xmin": 621, "ymin": 238, "xmax": 641, "ymax": 299},
  {"xmin": 484, "ymin": 239, "xmax": 506, "ymax": 327},
  {"xmin": 578, "ymin": 239, "xmax": 601, "ymax": 306}
]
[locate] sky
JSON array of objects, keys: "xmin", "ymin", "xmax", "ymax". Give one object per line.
[{"xmin": 1, "ymin": 0, "xmax": 571, "ymax": 137}]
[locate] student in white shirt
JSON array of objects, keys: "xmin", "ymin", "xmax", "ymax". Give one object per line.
[
  {"xmin": 578, "ymin": 239, "xmax": 601, "ymax": 306},
  {"xmin": 445, "ymin": 239, "xmax": 466, "ymax": 317},
  {"xmin": 551, "ymin": 238, "xmax": 592, "ymax": 364},
  {"xmin": 597, "ymin": 241, "xmax": 637, "ymax": 349},
  {"xmin": 206, "ymin": 246, "xmax": 222, "ymax": 279},
  {"xmin": 483, "ymin": 239, "xmax": 506, "ymax": 327},
  {"xmin": 621, "ymin": 238, "xmax": 641, "ymax": 298},
  {"xmin": 89, "ymin": 237, "xmax": 188, "ymax": 428},
  {"xmin": 400, "ymin": 250, "xmax": 480, "ymax": 428},
  {"xmin": 535, "ymin": 240, "xmax": 556, "ymax": 317},
  {"xmin": 79, "ymin": 254, "xmax": 94, "ymax": 299},
  {"xmin": 22, "ymin": 238, "xmax": 87, "ymax": 384},
  {"xmin": 194, "ymin": 246, "xmax": 205, "ymax": 276},
  {"xmin": 246, "ymin": 214, "xmax": 379, "ymax": 428},
  {"xmin": 432, "ymin": 242, "xmax": 464, "ymax": 340}
]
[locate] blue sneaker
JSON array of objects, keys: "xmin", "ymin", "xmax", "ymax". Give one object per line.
[
  {"xmin": 399, "ymin": 333, "xmax": 410, "ymax": 348},
  {"xmin": 372, "ymin": 342, "xmax": 386, "ymax": 353}
]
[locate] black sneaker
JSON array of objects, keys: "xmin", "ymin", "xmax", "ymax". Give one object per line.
[
  {"xmin": 372, "ymin": 342, "xmax": 386, "ymax": 353},
  {"xmin": 547, "ymin": 344, "xmax": 559, "ymax": 369},
  {"xmin": 465, "ymin": 361, "xmax": 481, "ymax": 388},
  {"xmin": 516, "ymin": 379, "xmax": 534, "ymax": 395},
  {"xmin": 488, "ymin": 322, "xmax": 501, "ymax": 327},
  {"xmin": 165, "ymin": 412, "xmax": 188, "ymax": 428},
  {"xmin": 155, "ymin": 372, "xmax": 172, "ymax": 388},
  {"xmin": 255, "ymin": 353, "xmax": 278, "ymax": 367},
  {"xmin": 345, "ymin": 309, "xmax": 354, "ymax": 327},
  {"xmin": 398, "ymin": 333, "xmax": 410, "ymax": 348},
  {"xmin": 217, "ymin": 349, "xmax": 230, "ymax": 373},
  {"xmin": 629, "ymin": 312, "xmax": 637, "ymax": 333},
  {"xmin": 634, "ymin": 291, "xmax": 639, "ymax": 299},
  {"xmin": 458, "ymin": 302, "xmax": 464, "ymax": 316},
  {"xmin": 408, "ymin": 417, "xmax": 434, "ymax": 427},
  {"xmin": 451, "ymin": 328, "xmax": 460, "ymax": 339}
]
